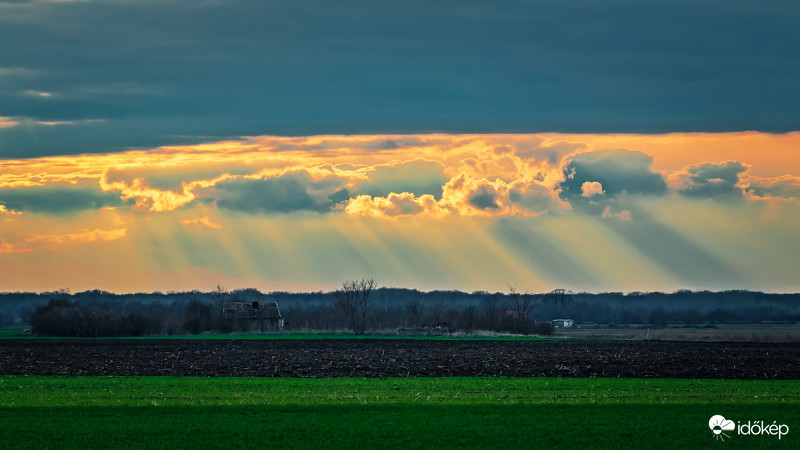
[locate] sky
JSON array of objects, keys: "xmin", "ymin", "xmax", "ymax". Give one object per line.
[{"xmin": 1, "ymin": 1, "xmax": 799, "ymax": 293}]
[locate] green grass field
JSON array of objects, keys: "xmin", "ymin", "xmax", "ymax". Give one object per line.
[{"xmin": 1, "ymin": 376, "xmax": 797, "ymax": 449}]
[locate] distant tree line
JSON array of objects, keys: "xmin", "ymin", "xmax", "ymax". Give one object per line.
[{"xmin": 2, "ymin": 286, "xmax": 798, "ymax": 337}]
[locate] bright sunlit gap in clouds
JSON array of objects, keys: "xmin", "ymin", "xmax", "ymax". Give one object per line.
[{"xmin": 1, "ymin": 132, "xmax": 800, "ymax": 293}]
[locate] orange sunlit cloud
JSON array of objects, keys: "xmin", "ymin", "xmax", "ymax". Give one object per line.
[
  {"xmin": 24, "ymin": 227, "xmax": 128, "ymax": 245},
  {"xmin": 539, "ymin": 132, "xmax": 800, "ymax": 177},
  {"xmin": 0, "ymin": 205, "xmax": 21, "ymax": 215},
  {"xmin": 0, "ymin": 117, "xmax": 19, "ymax": 129},
  {"xmin": 182, "ymin": 216, "xmax": 223, "ymax": 230},
  {"xmin": 2, "ymin": 132, "xmax": 800, "ymax": 293},
  {"xmin": 345, "ymin": 193, "xmax": 450, "ymax": 218}
]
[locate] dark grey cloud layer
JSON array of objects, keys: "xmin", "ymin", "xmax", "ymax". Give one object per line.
[
  {"xmin": 1, "ymin": 0, "xmax": 799, "ymax": 158},
  {"xmin": 211, "ymin": 173, "xmax": 346, "ymax": 214},
  {"xmin": 203, "ymin": 160, "xmax": 448, "ymax": 214},
  {"xmin": 0, "ymin": 186, "xmax": 128, "ymax": 214}
]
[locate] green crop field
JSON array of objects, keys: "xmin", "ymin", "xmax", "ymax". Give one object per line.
[{"xmin": 0, "ymin": 376, "xmax": 797, "ymax": 449}]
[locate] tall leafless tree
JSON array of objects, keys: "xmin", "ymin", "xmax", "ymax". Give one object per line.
[
  {"xmin": 334, "ymin": 278, "xmax": 376, "ymax": 334},
  {"xmin": 461, "ymin": 305, "xmax": 477, "ymax": 334},
  {"xmin": 430, "ymin": 290, "xmax": 456, "ymax": 326},
  {"xmin": 405, "ymin": 298, "xmax": 424, "ymax": 329},
  {"xmin": 212, "ymin": 284, "xmax": 227, "ymax": 310},
  {"xmin": 482, "ymin": 294, "xmax": 500, "ymax": 331},
  {"xmin": 544, "ymin": 288, "xmax": 574, "ymax": 315},
  {"xmin": 507, "ymin": 284, "xmax": 535, "ymax": 319},
  {"xmin": 211, "ymin": 284, "xmax": 227, "ymax": 321},
  {"xmin": 507, "ymin": 283, "xmax": 536, "ymax": 333}
]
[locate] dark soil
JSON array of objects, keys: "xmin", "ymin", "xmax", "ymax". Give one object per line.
[{"xmin": 1, "ymin": 339, "xmax": 798, "ymax": 379}]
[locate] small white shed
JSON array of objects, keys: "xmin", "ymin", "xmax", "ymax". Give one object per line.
[{"xmin": 551, "ymin": 319, "xmax": 574, "ymax": 328}]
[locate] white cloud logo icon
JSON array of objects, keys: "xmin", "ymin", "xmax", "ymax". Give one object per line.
[{"xmin": 709, "ymin": 415, "xmax": 736, "ymax": 441}]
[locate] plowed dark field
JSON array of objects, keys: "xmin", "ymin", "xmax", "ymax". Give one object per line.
[{"xmin": 1, "ymin": 339, "xmax": 798, "ymax": 379}]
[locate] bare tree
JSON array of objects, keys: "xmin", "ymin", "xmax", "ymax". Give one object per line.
[
  {"xmin": 210, "ymin": 284, "xmax": 228, "ymax": 331},
  {"xmin": 461, "ymin": 305, "xmax": 477, "ymax": 333},
  {"xmin": 334, "ymin": 278, "xmax": 376, "ymax": 334},
  {"xmin": 507, "ymin": 284, "xmax": 535, "ymax": 319},
  {"xmin": 211, "ymin": 284, "xmax": 227, "ymax": 311},
  {"xmin": 375, "ymin": 288, "xmax": 400, "ymax": 330},
  {"xmin": 544, "ymin": 288, "xmax": 574, "ymax": 315},
  {"xmin": 482, "ymin": 294, "xmax": 500, "ymax": 331},
  {"xmin": 211, "ymin": 283, "xmax": 227, "ymax": 309},
  {"xmin": 405, "ymin": 298, "xmax": 424, "ymax": 329},
  {"xmin": 430, "ymin": 290, "xmax": 456, "ymax": 326},
  {"xmin": 507, "ymin": 283, "xmax": 536, "ymax": 333}
]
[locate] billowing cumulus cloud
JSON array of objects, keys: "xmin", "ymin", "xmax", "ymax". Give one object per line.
[
  {"xmin": 670, "ymin": 161, "xmax": 748, "ymax": 199},
  {"xmin": 581, "ymin": 181, "xmax": 604, "ymax": 197},
  {"xmin": 561, "ymin": 150, "xmax": 667, "ymax": 200},
  {"xmin": 601, "ymin": 206, "xmax": 632, "ymax": 221},
  {"xmin": 353, "ymin": 160, "xmax": 446, "ymax": 199},
  {"xmin": 438, "ymin": 173, "xmax": 564, "ymax": 217},
  {"xmin": 0, "ymin": 134, "xmax": 577, "ymax": 217},
  {"xmin": 4, "ymin": 133, "xmax": 799, "ymax": 220},
  {"xmin": 469, "ymin": 186, "xmax": 499, "ymax": 210},
  {"xmin": 2, "ymin": 133, "xmax": 800, "ymax": 293},
  {"xmin": 558, "ymin": 150, "xmax": 668, "ymax": 218},
  {"xmin": 0, "ymin": 204, "xmax": 20, "ymax": 215},
  {"xmin": 440, "ymin": 175, "xmax": 505, "ymax": 213},
  {"xmin": 344, "ymin": 171, "xmax": 564, "ymax": 219},
  {"xmin": 508, "ymin": 183, "xmax": 567, "ymax": 214},
  {"xmin": 3, "ymin": 133, "xmax": 800, "ymax": 221},
  {"xmin": 745, "ymin": 175, "xmax": 800, "ymax": 200},
  {"xmin": 100, "ymin": 172, "xmax": 198, "ymax": 212},
  {"xmin": 345, "ymin": 193, "xmax": 448, "ymax": 218},
  {"xmin": 456, "ymin": 144, "xmax": 524, "ymax": 183},
  {"xmin": 209, "ymin": 170, "xmax": 349, "ymax": 214}
]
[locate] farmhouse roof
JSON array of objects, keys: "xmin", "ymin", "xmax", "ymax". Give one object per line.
[{"xmin": 223, "ymin": 301, "xmax": 281, "ymax": 320}]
